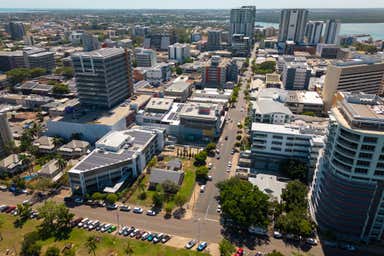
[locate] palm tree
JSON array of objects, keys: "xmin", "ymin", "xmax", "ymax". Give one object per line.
[
  {"xmin": 85, "ymin": 235, "xmax": 97, "ymax": 256},
  {"xmin": 57, "ymin": 156, "xmax": 66, "ymax": 170},
  {"xmin": 31, "ymin": 122, "xmax": 43, "ymax": 138},
  {"xmin": 124, "ymin": 240, "xmax": 134, "ymax": 256},
  {"xmin": 53, "ymin": 136, "xmax": 64, "ymax": 148}
]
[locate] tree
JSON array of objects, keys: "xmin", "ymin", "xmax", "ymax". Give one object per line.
[
  {"xmin": 85, "ymin": 235, "xmax": 98, "ymax": 256},
  {"xmin": 205, "ymin": 142, "xmax": 216, "ymax": 155},
  {"xmin": 280, "ymin": 159, "xmax": 308, "ymax": 182},
  {"xmin": 6, "ymin": 68, "xmax": 31, "ymax": 85},
  {"xmin": 281, "ymin": 180, "xmax": 308, "ymax": 212},
  {"xmin": 29, "ymin": 68, "xmax": 46, "ymax": 78},
  {"xmin": 165, "ymin": 203, "xmax": 173, "ymax": 217},
  {"xmin": 12, "ymin": 176, "xmax": 26, "ymax": 190},
  {"xmin": 275, "ymin": 209, "xmax": 313, "ymax": 237},
  {"xmin": 161, "ymin": 180, "xmax": 180, "ymax": 194},
  {"xmin": 196, "ymin": 166, "xmax": 209, "ymax": 181},
  {"xmin": 174, "ymin": 194, "xmax": 187, "ymax": 209},
  {"xmin": 152, "ymin": 191, "xmax": 164, "ymax": 209},
  {"xmin": 31, "ymin": 122, "xmax": 43, "ymax": 138},
  {"xmin": 265, "ymin": 250, "xmax": 285, "ymax": 256},
  {"xmin": 37, "ymin": 200, "xmax": 74, "ymax": 239},
  {"xmin": 20, "ymin": 231, "xmax": 41, "ymax": 256},
  {"xmin": 45, "ymin": 246, "xmax": 60, "ymax": 256},
  {"xmin": 217, "ymin": 177, "xmax": 270, "ymax": 229},
  {"xmin": 175, "ymin": 66, "xmax": 183, "ymax": 75},
  {"xmin": 219, "ymin": 239, "xmax": 236, "ymax": 256},
  {"xmin": 147, "ymin": 156, "xmax": 157, "ymax": 168},
  {"xmin": 92, "ymin": 192, "xmax": 106, "ymax": 201},
  {"xmin": 52, "ymin": 83, "xmax": 70, "ymax": 94},
  {"xmin": 194, "ymin": 150, "xmax": 207, "ymax": 166},
  {"xmin": 15, "ymin": 203, "xmax": 32, "ymax": 227},
  {"xmin": 124, "ymin": 240, "xmax": 134, "ymax": 256},
  {"xmin": 57, "ymin": 156, "xmax": 66, "ymax": 170},
  {"xmin": 105, "ymin": 193, "xmax": 118, "ymax": 204}
]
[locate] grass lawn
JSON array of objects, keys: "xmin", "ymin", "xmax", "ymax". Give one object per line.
[
  {"xmin": 127, "ymin": 158, "xmax": 196, "ymax": 210},
  {"xmin": 0, "ymin": 214, "xmax": 209, "ymax": 256}
]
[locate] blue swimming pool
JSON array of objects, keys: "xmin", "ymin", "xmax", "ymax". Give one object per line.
[{"xmin": 23, "ymin": 173, "xmax": 38, "ymax": 181}]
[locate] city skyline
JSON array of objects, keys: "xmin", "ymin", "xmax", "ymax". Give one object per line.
[{"xmin": 1, "ymin": 0, "xmax": 384, "ymax": 9}]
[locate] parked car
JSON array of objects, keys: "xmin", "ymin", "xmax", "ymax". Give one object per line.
[
  {"xmin": 106, "ymin": 204, "xmax": 118, "ymax": 210},
  {"xmin": 0, "ymin": 205, "xmax": 8, "ymax": 212},
  {"xmin": 71, "ymin": 217, "xmax": 83, "ymax": 228},
  {"xmin": 101, "ymin": 224, "xmax": 111, "ymax": 232},
  {"xmin": 146, "ymin": 209, "xmax": 157, "ymax": 216},
  {"xmin": 197, "ymin": 241, "xmax": 208, "ymax": 251},
  {"xmin": 96, "ymin": 223, "xmax": 105, "ymax": 231},
  {"xmin": 130, "ymin": 228, "xmax": 139, "ymax": 237},
  {"xmin": 153, "ymin": 233, "xmax": 164, "ymax": 243},
  {"xmin": 208, "ymin": 175, "xmax": 212, "ymax": 181},
  {"xmin": 147, "ymin": 233, "xmax": 156, "ymax": 242},
  {"xmin": 78, "ymin": 218, "xmax": 89, "ymax": 228},
  {"xmin": 200, "ymin": 185, "xmax": 206, "ymax": 193},
  {"xmin": 235, "ymin": 248, "xmax": 244, "ymax": 256},
  {"xmin": 136, "ymin": 231, "xmax": 145, "ymax": 239},
  {"xmin": 273, "ymin": 231, "xmax": 283, "ymax": 239},
  {"xmin": 74, "ymin": 198, "xmax": 84, "ymax": 204},
  {"xmin": 133, "ymin": 207, "xmax": 143, "ymax": 214},
  {"xmin": 119, "ymin": 226, "xmax": 128, "ymax": 235},
  {"xmin": 141, "ymin": 232, "xmax": 150, "ymax": 240},
  {"xmin": 108, "ymin": 225, "xmax": 117, "ymax": 233},
  {"xmin": 0, "ymin": 185, "xmax": 7, "ymax": 191},
  {"xmin": 5, "ymin": 206, "xmax": 16, "ymax": 213},
  {"xmin": 161, "ymin": 235, "xmax": 171, "ymax": 243},
  {"xmin": 306, "ymin": 238, "xmax": 318, "ymax": 246},
  {"xmin": 119, "ymin": 205, "xmax": 131, "ymax": 212}
]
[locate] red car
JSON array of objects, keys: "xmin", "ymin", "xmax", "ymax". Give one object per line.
[
  {"xmin": 5, "ymin": 206, "xmax": 16, "ymax": 213},
  {"xmin": 234, "ymin": 248, "xmax": 244, "ymax": 256}
]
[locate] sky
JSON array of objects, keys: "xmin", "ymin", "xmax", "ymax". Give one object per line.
[{"xmin": 1, "ymin": 0, "xmax": 384, "ymax": 9}]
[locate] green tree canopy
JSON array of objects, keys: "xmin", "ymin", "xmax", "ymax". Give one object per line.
[
  {"xmin": 37, "ymin": 200, "xmax": 74, "ymax": 239},
  {"xmin": 219, "ymin": 239, "xmax": 236, "ymax": 256},
  {"xmin": 217, "ymin": 177, "xmax": 270, "ymax": 229},
  {"xmin": 280, "ymin": 159, "xmax": 308, "ymax": 182},
  {"xmin": 196, "ymin": 166, "xmax": 209, "ymax": 181},
  {"xmin": 281, "ymin": 180, "xmax": 308, "ymax": 212},
  {"xmin": 194, "ymin": 150, "xmax": 207, "ymax": 166},
  {"xmin": 45, "ymin": 246, "xmax": 60, "ymax": 256},
  {"xmin": 105, "ymin": 193, "xmax": 118, "ymax": 204}
]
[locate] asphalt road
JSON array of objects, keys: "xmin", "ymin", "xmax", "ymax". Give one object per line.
[{"xmin": 193, "ymin": 45, "xmax": 255, "ymax": 224}]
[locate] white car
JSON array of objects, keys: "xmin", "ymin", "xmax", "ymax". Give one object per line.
[
  {"xmin": 200, "ymin": 185, "xmax": 206, "ymax": 193},
  {"xmin": 133, "ymin": 207, "xmax": 143, "ymax": 214},
  {"xmin": 208, "ymin": 163, "xmax": 213, "ymax": 169},
  {"xmin": 273, "ymin": 231, "xmax": 283, "ymax": 239},
  {"xmin": 146, "ymin": 210, "xmax": 157, "ymax": 216},
  {"xmin": 306, "ymin": 238, "xmax": 318, "ymax": 246},
  {"xmin": 208, "ymin": 175, "xmax": 212, "ymax": 181}
]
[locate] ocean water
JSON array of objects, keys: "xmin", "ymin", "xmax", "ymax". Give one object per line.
[{"xmin": 256, "ymin": 22, "xmax": 384, "ymax": 40}]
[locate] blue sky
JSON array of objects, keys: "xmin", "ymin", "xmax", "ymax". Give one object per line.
[{"xmin": 1, "ymin": 0, "xmax": 384, "ymax": 9}]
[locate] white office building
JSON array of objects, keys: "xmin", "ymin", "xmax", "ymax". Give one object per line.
[
  {"xmin": 305, "ymin": 21, "xmax": 324, "ymax": 45},
  {"xmin": 251, "ymin": 122, "xmax": 325, "ymax": 175},
  {"xmin": 278, "ymin": 9, "xmax": 309, "ymax": 44},
  {"xmin": 68, "ymin": 127, "xmax": 165, "ymax": 195},
  {"xmin": 324, "ymin": 19, "xmax": 341, "ymax": 45},
  {"xmin": 168, "ymin": 43, "xmax": 190, "ymax": 64}
]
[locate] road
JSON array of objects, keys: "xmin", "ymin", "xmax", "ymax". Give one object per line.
[{"xmin": 193, "ymin": 44, "xmax": 256, "ymax": 224}]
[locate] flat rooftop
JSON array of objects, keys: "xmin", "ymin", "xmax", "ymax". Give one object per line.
[
  {"xmin": 72, "ymin": 47, "xmax": 124, "ymax": 59},
  {"xmin": 52, "ymin": 95, "xmax": 151, "ymax": 125},
  {"xmin": 145, "ymin": 97, "xmax": 174, "ymax": 112},
  {"xmin": 287, "ymin": 91, "xmax": 323, "ymax": 105},
  {"xmin": 70, "ymin": 129, "xmax": 156, "ymax": 173}
]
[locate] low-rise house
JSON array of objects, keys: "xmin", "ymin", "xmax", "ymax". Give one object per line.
[
  {"xmin": 0, "ymin": 154, "xmax": 27, "ymax": 175},
  {"xmin": 149, "ymin": 168, "xmax": 184, "ymax": 189},
  {"xmin": 33, "ymin": 136, "xmax": 56, "ymax": 154},
  {"xmin": 38, "ymin": 159, "xmax": 63, "ymax": 182},
  {"xmin": 58, "ymin": 140, "xmax": 90, "ymax": 158}
]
